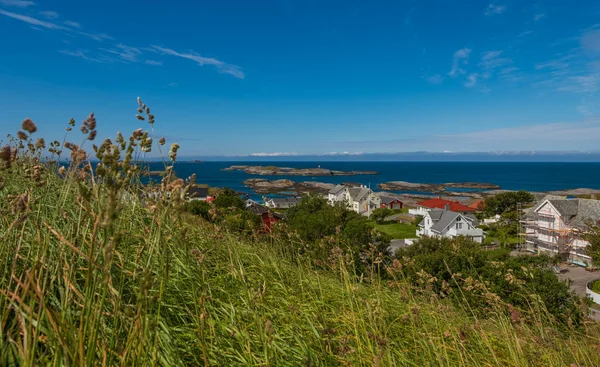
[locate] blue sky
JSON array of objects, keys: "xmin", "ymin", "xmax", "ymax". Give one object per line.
[{"xmin": 1, "ymin": 0, "xmax": 599, "ymax": 157}]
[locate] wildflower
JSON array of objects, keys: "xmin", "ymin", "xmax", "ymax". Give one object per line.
[
  {"xmin": 508, "ymin": 304, "xmax": 520, "ymax": 323},
  {"xmin": 17, "ymin": 131, "xmax": 28, "ymax": 140},
  {"xmin": 21, "ymin": 118, "xmax": 37, "ymax": 133},
  {"xmin": 0, "ymin": 146, "xmax": 10, "ymax": 161},
  {"xmin": 169, "ymin": 143, "xmax": 180, "ymax": 161},
  {"xmin": 136, "ymin": 114, "xmax": 145, "ymax": 121},
  {"xmin": 35, "ymin": 138, "xmax": 45, "ymax": 149},
  {"xmin": 137, "ymin": 96, "xmax": 143, "ymax": 106},
  {"xmin": 159, "ymin": 137, "xmax": 166, "ymax": 145},
  {"xmin": 58, "ymin": 166, "xmax": 66, "ymax": 175},
  {"xmin": 88, "ymin": 130, "xmax": 97, "ymax": 141}
]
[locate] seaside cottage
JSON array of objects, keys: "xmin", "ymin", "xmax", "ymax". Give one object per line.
[
  {"xmin": 264, "ymin": 197, "xmax": 300, "ymax": 209},
  {"xmin": 328, "ymin": 185, "xmax": 381, "ymax": 216},
  {"xmin": 327, "ymin": 185, "xmax": 347, "ymax": 206},
  {"xmin": 409, "ymin": 198, "xmax": 476, "ymax": 216},
  {"xmin": 522, "ymin": 195, "xmax": 600, "ymax": 267},
  {"xmin": 186, "ymin": 186, "xmax": 211, "ymax": 201},
  {"xmin": 246, "ymin": 203, "xmax": 285, "ymax": 231},
  {"xmin": 380, "ymin": 196, "xmax": 404, "ymax": 210},
  {"xmin": 417, "ymin": 205, "xmax": 484, "ymax": 243}
]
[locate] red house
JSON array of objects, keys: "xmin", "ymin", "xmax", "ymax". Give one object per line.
[
  {"xmin": 247, "ymin": 203, "xmax": 284, "ymax": 231},
  {"xmin": 415, "ymin": 198, "xmax": 475, "ymax": 213},
  {"xmin": 380, "ymin": 196, "xmax": 404, "ymax": 210}
]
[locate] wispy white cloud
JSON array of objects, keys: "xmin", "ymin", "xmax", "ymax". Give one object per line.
[
  {"xmin": 479, "ymin": 50, "xmax": 512, "ymax": 70},
  {"xmin": 64, "ymin": 20, "xmax": 80, "ymax": 28},
  {"xmin": 425, "ymin": 74, "xmax": 444, "ymax": 85},
  {"xmin": 60, "ymin": 49, "xmax": 106, "ymax": 63},
  {"xmin": 0, "ymin": 0, "xmax": 34, "ymax": 7},
  {"xmin": 100, "ymin": 44, "xmax": 141, "ymax": 62},
  {"xmin": 442, "ymin": 120, "xmax": 600, "ymax": 144},
  {"xmin": 576, "ymin": 103, "xmax": 592, "ymax": 116},
  {"xmin": 464, "ymin": 73, "xmax": 479, "ymax": 88},
  {"xmin": 151, "ymin": 45, "xmax": 244, "ymax": 79},
  {"xmin": 449, "ymin": 47, "xmax": 471, "ymax": 77},
  {"xmin": 1, "ymin": 8, "xmax": 242, "ymax": 77},
  {"xmin": 249, "ymin": 152, "xmax": 299, "ymax": 157},
  {"xmin": 39, "ymin": 10, "xmax": 58, "ymax": 19},
  {"xmin": 557, "ymin": 75, "xmax": 599, "ymax": 93},
  {"xmin": 78, "ymin": 31, "xmax": 112, "ymax": 41},
  {"xmin": 485, "ymin": 3, "xmax": 506, "ymax": 16},
  {"xmin": 581, "ymin": 29, "xmax": 600, "ymax": 54},
  {"xmin": 145, "ymin": 60, "xmax": 162, "ymax": 66},
  {"xmin": 534, "ymin": 13, "xmax": 546, "ymax": 21},
  {"xmin": 0, "ymin": 8, "xmax": 66, "ymax": 29}
]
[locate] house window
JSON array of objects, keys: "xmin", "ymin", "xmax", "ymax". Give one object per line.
[
  {"xmin": 457, "ymin": 217, "xmax": 461, "ymax": 221},
  {"xmin": 457, "ymin": 223, "xmax": 463, "ymax": 229}
]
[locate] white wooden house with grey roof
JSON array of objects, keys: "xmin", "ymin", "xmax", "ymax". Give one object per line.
[
  {"xmin": 327, "ymin": 185, "xmax": 380, "ymax": 217},
  {"xmin": 417, "ymin": 205, "xmax": 484, "ymax": 243},
  {"xmin": 522, "ymin": 195, "xmax": 600, "ymax": 266}
]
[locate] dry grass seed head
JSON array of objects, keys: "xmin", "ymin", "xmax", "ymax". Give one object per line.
[{"xmin": 22, "ymin": 118, "xmax": 37, "ymax": 134}]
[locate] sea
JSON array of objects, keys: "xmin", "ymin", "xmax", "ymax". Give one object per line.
[{"xmin": 144, "ymin": 161, "xmax": 600, "ymax": 200}]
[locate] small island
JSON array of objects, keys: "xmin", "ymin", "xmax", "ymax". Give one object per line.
[
  {"xmin": 224, "ymin": 165, "xmax": 378, "ymax": 176},
  {"xmin": 378, "ymin": 181, "xmax": 500, "ymax": 193},
  {"xmin": 243, "ymin": 178, "xmax": 335, "ymax": 194}
]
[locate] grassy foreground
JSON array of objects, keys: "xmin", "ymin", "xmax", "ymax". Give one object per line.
[{"xmin": 1, "ymin": 111, "xmax": 600, "ymax": 366}]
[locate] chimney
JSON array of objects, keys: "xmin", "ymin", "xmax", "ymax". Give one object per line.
[{"xmin": 444, "ymin": 204, "xmax": 450, "ymax": 212}]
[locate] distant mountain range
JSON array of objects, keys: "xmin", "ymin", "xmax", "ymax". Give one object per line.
[{"xmin": 177, "ymin": 151, "xmax": 600, "ymax": 162}]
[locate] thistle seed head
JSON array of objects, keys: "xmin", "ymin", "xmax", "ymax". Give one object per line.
[
  {"xmin": 22, "ymin": 118, "xmax": 37, "ymax": 134},
  {"xmin": 35, "ymin": 138, "xmax": 45, "ymax": 149}
]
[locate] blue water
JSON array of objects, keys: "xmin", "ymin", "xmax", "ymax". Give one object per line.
[{"xmin": 146, "ymin": 161, "xmax": 600, "ymax": 199}]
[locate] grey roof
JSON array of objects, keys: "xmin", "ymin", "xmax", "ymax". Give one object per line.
[
  {"xmin": 347, "ymin": 187, "xmax": 373, "ymax": 202},
  {"xmin": 534, "ymin": 196, "xmax": 600, "ymax": 229},
  {"xmin": 187, "ymin": 187, "xmax": 209, "ymax": 198},
  {"xmin": 430, "ymin": 211, "xmax": 461, "ymax": 233},
  {"xmin": 270, "ymin": 197, "xmax": 299, "ymax": 204},
  {"xmin": 428, "ymin": 208, "xmax": 445, "ymax": 221},
  {"xmin": 247, "ymin": 203, "xmax": 268, "ymax": 215},
  {"xmin": 548, "ymin": 199, "xmax": 579, "ymax": 217},
  {"xmin": 329, "ymin": 184, "xmax": 346, "ymax": 195},
  {"xmin": 381, "ymin": 196, "xmax": 402, "ymax": 205}
]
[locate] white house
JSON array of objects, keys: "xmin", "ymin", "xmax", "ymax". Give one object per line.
[
  {"xmin": 328, "ymin": 185, "xmax": 381, "ymax": 216},
  {"xmin": 522, "ymin": 195, "xmax": 600, "ymax": 266},
  {"xmin": 417, "ymin": 206, "xmax": 484, "ymax": 243},
  {"xmin": 327, "ymin": 185, "xmax": 347, "ymax": 205},
  {"xmin": 264, "ymin": 197, "xmax": 300, "ymax": 209}
]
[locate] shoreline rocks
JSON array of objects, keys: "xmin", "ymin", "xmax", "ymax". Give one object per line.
[
  {"xmin": 243, "ymin": 178, "xmax": 335, "ymax": 194},
  {"xmin": 224, "ymin": 165, "xmax": 378, "ymax": 176},
  {"xmin": 378, "ymin": 181, "xmax": 500, "ymax": 192}
]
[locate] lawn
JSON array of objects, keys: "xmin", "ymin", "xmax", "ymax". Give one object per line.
[{"xmin": 371, "ymin": 221, "xmax": 418, "ymax": 239}]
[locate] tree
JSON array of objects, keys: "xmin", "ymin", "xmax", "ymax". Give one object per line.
[
  {"xmin": 395, "ymin": 236, "xmax": 584, "ymax": 327},
  {"xmin": 371, "ymin": 208, "xmax": 394, "ymax": 224},
  {"xmin": 584, "ymin": 224, "xmax": 600, "ymax": 266},
  {"xmin": 185, "ymin": 200, "xmax": 212, "ymax": 221},
  {"xmin": 213, "ymin": 188, "xmax": 245, "ymax": 210},
  {"xmin": 484, "ymin": 190, "xmax": 535, "ymax": 217}
]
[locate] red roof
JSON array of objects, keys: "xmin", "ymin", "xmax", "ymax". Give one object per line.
[
  {"xmin": 416, "ymin": 198, "xmax": 476, "ymax": 212},
  {"xmin": 468, "ymin": 200, "xmax": 485, "ymax": 210}
]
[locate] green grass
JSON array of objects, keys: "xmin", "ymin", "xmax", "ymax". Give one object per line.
[
  {"xmin": 2, "ymin": 108, "xmax": 600, "ymax": 366},
  {"xmin": 484, "ymin": 236, "xmax": 521, "ymax": 245},
  {"xmin": 371, "ymin": 221, "xmax": 418, "ymax": 239}
]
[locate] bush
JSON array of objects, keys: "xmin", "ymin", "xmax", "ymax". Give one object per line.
[
  {"xmin": 213, "ymin": 188, "xmax": 245, "ymax": 210},
  {"xmin": 371, "ymin": 207, "xmax": 394, "ymax": 224},
  {"xmin": 412, "ymin": 215, "xmax": 424, "ymax": 226},
  {"xmin": 591, "ymin": 279, "xmax": 600, "ymax": 294},
  {"xmin": 185, "ymin": 200, "xmax": 212, "ymax": 220},
  {"xmin": 396, "ymin": 236, "xmax": 584, "ymax": 327}
]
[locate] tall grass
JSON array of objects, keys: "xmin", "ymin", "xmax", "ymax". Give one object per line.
[{"xmin": 1, "ymin": 101, "xmax": 600, "ymax": 366}]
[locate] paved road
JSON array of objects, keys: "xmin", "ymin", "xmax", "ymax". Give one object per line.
[{"xmin": 556, "ymin": 265, "xmax": 600, "ymax": 321}]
